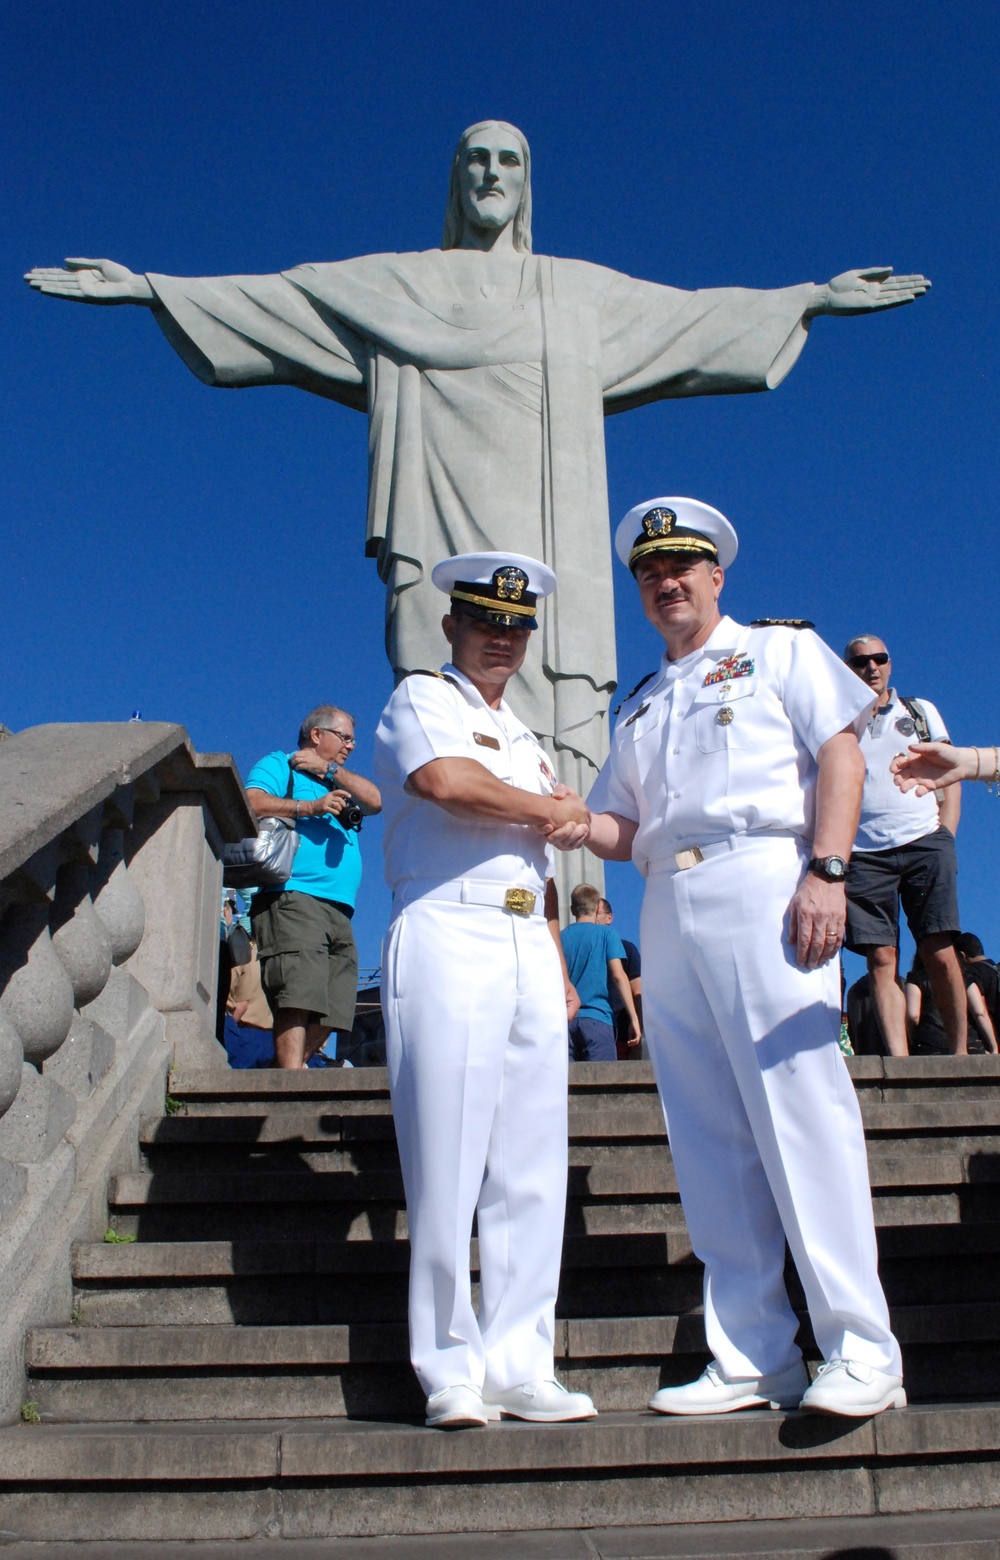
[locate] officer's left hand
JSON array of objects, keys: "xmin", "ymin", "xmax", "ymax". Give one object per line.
[
  {"xmin": 547, "ymin": 821, "xmax": 591, "ymax": 850},
  {"xmin": 788, "ymin": 876, "xmax": 846, "ymax": 969}
]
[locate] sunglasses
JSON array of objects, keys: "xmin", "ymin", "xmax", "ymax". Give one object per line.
[{"xmin": 847, "ymin": 652, "xmax": 889, "ymax": 670}]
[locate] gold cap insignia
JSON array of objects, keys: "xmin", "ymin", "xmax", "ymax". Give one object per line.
[
  {"xmin": 642, "ymin": 507, "xmax": 677, "ymax": 539},
  {"xmin": 493, "ymin": 566, "xmax": 528, "ymax": 602}
]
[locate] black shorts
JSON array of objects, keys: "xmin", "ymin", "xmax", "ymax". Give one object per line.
[
  {"xmin": 845, "ymin": 827, "xmax": 960, "ymax": 952},
  {"xmin": 251, "ymin": 890, "xmax": 358, "ymax": 1031}
]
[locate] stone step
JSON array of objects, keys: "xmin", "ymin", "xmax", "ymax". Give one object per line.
[
  {"xmin": 67, "ymin": 1237, "xmax": 1000, "ymax": 1334},
  {"xmin": 101, "ymin": 1194, "xmax": 1000, "ymax": 1249},
  {"xmin": 25, "ymin": 1301, "xmax": 1000, "ymax": 1422},
  {"xmin": 36, "ymin": 1300, "xmax": 1000, "ymax": 1373},
  {"xmin": 3, "ymin": 1510, "xmax": 999, "ymax": 1559},
  {"xmin": 137, "ymin": 1126, "xmax": 1000, "ymax": 1197},
  {"xmin": 162, "ymin": 1085, "xmax": 1000, "ymax": 1135},
  {"xmin": 110, "ymin": 1146, "xmax": 1000, "ymax": 1208},
  {"xmin": 78, "ymin": 1215, "xmax": 1000, "ymax": 1280},
  {"xmin": 167, "ymin": 1056, "xmax": 1000, "ymax": 1112},
  {"xmin": 1, "ymin": 1404, "xmax": 998, "ymax": 1542},
  {"xmin": 153, "ymin": 1097, "xmax": 1000, "ymax": 1175}
]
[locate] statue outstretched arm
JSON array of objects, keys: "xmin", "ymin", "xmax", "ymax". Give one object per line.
[
  {"xmin": 24, "ymin": 258, "xmax": 155, "ymax": 306},
  {"xmin": 805, "ymin": 267, "xmax": 931, "ymax": 317}
]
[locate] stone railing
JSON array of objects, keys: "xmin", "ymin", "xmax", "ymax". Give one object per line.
[{"xmin": 0, "ymin": 722, "xmax": 255, "ymax": 1421}]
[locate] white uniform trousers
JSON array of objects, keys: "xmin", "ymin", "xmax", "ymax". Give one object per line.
[
  {"xmin": 640, "ymin": 834, "xmax": 901, "ymax": 1380},
  {"xmin": 383, "ymin": 898, "xmax": 569, "ymax": 1397}
]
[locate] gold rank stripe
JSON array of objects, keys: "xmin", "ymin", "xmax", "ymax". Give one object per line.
[
  {"xmin": 629, "ymin": 537, "xmax": 718, "ymax": 567},
  {"xmin": 450, "ymin": 589, "xmax": 537, "ymax": 617}
]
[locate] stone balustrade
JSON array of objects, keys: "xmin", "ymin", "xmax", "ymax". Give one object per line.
[{"xmin": 0, "ymin": 722, "xmax": 255, "ymax": 1420}]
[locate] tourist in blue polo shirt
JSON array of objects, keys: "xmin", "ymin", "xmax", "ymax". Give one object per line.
[
  {"xmin": 560, "ymin": 883, "xmax": 642, "ymax": 1061},
  {"xmin": 245, "ymin": 704, "xmax": 381, "ymax": 1069}
]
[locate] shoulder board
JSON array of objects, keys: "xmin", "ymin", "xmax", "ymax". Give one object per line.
[
  {"xmin": 750, "ymin": 619, "xmax": 815, "ymax": 630},
  {"xmin": 612, "ymin": 672, "xmax": 655, "ymax": 716},
  {"xmin": 407, "ymin": 669, "xmax": 460, "ymax": 687}
]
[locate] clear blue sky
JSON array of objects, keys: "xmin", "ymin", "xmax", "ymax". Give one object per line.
[{"xmin": 5, "ymin": 0, "xmax": 998, "ymax": 979}]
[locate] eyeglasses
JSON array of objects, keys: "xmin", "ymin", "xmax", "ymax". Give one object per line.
[
  {"xmin": 847, "ymin": 652, "xmax": 889, "ymax": 670},
  {"xmin": 317, "ymin": 726, "xmax": 356, "ymax": 746}
]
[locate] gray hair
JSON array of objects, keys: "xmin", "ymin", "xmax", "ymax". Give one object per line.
[
  {"xmin": 844, "ymin": 634, "xmax": 888, "ymax": 661},
  {"xmin": 298, "ymin": 705, "xmax": 355, "ymax": 747},
  {"xmin": 441, "ymin": 120, "xmax": 533, "ymax": 253}
]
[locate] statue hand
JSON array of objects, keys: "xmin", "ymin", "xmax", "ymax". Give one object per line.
[
  {"xmin": 24, "ymin": 257, "xmax": 154, "ymax": 305},
  {"xmin": 809, "ymin": 267, "xmax": 931, "ymax": 316}
]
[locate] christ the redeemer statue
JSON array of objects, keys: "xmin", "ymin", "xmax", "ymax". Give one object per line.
[{"xmin": 26, "ymin": 119, "xmax": 929, "ymax": 806}]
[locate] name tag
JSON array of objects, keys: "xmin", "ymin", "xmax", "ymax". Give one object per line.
[{"xmin": 473, "ymin": 732, "xmax": 501, "ymax": 750}]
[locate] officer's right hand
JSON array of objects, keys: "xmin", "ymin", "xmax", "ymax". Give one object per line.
[{"xmin": 544, "ymin": 791, "xmax": 590, "ymax": 849}]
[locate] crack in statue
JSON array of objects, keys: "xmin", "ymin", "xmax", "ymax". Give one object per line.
[{"xmin": 26, "ymin": 119, "xmax": 929, "ymax": 816}]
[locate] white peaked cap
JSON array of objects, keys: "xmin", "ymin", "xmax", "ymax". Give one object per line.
[
  {"xmin": 431, "ymin": 552, "xmax": 556, "ymax": 629},
  {"xmin": 431, "ymin": 552, "xmax": 556, "ymax": 598},
  {"xmin": 614, "ymin": 497, "xmax": 739, "ymax": 572}
]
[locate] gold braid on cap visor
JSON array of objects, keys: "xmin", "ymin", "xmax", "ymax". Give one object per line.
[
  {"xmin": 449, "ymin": 589, "xmax": 537, "ymax": 619},
  {"xmin": 628, "ymin": 536, "xmax": 719, "ymax": 571}
]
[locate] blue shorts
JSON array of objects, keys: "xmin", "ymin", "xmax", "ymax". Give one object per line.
[{"xmin": 568, "ymin": 1016, "xmax": 617, "ymax": 1063}]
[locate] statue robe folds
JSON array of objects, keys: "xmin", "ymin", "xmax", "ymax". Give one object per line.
[{"xmin": 148, "ymin": 252, "xmax": 814, "ymax": 779}]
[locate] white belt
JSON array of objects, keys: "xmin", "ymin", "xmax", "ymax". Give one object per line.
[
  {"xmin": 643, "ymin": 830, "xmax": 801, "ymax": 877},
  {"xmin": 393, "ymin": 878, "xmax": 545, "ymax": 918}
]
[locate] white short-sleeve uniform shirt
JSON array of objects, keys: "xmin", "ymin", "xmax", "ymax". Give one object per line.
[
  {"xmin": 374, "ymin": 664, "xmax": 555, "ymax": 896},
  {"xmin": 588, "ymin": 616, "xmax": 875, "ymax": 872},
  {"xmin": 854, "ymin": 690, "xmax": 950, "ymax": 853}
]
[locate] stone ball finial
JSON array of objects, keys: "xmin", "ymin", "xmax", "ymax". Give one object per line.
[
  {"xmin": 0, "ymin": 1008, "xmax": 24, "ymax": 1117},
  {"xmin": 51, "ymin": 865, "xmax": 114, "ymax": 1008},
  {"xmin": 0, "ymin": 902, "xmax": 75, "ymax": 1067},
  {"xmin": 91, "ymin": 829, "xmax": 145, "ymax": 965}
]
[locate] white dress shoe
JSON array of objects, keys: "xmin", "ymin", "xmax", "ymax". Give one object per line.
[
  {"xmin": 486, "ymin": 1379, "xmax": 597, "ymax": 1422},
  {"xmin": 648, "ymin": 1359, "xmax": 809, "ymax": 1416},
  {"xmin": 424, "ymin": 1384, "xmax": 489, "ymax": 1429},
  {"xmin": 799, "ymin": 1359, "xmax": 906, "ymax": 1417}
]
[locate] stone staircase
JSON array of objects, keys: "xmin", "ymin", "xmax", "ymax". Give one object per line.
[{"xmin": 2, "ymin": 1056, "xmax": 1000, "ymax": 1544}]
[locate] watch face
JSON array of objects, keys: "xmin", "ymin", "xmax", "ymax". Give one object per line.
[{"xmin": 811, "ymin": 855, "xmax": 847, "ymax": 881}]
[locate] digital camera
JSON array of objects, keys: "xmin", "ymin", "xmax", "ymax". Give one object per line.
[{"xmin": 339, "ymin": 797, "xmax": 364, "ymax": 831}]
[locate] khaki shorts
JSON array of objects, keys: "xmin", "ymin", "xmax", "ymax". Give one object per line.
[{"xmin": 251, "ymin": 890, "xmax": 358, "ymax": 1031}]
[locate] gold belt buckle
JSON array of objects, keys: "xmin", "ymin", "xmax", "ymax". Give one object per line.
[
  {"xmin": 503, "ymin": 887, "xmax": 537, "ymax": 917},
  {"xmin": 674, "ymin": 846, "xmax": 705, "ymax": 872}
]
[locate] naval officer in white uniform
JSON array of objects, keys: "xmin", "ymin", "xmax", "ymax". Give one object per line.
[
  {"xmin": 374, "ymin": 553, "xmax": 597, "ymax": 1430},
  {"xmin": 570, "ymin": 498, "xmax": 904, "ymax": 1418}
]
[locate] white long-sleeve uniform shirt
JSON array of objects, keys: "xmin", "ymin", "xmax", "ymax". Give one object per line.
[{"xmin": 588, "ymin": 616, "xmax": 875, "ymax": 874}]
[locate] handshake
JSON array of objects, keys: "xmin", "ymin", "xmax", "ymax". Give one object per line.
[{"xmin": 537, "ymin": 785, "xmax": 592, "ymax": 851}]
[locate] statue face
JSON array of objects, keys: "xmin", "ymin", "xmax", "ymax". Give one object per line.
[{"xmin": 458, "ymin": 125, "xmax": 526, "ymax": 235}]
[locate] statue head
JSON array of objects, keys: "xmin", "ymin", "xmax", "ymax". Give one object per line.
[{"xmin": 442, "ymin": 121, "xmax": 533, "ymax": 253}]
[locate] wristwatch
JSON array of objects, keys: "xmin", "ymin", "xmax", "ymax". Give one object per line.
[
  {"xmin": 324, "ymin": 762, "xmax": 339, "ymax": 783},
  {"xmin": 807, "ymin": 855, "xmax": 849, "ymax": 882}
]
